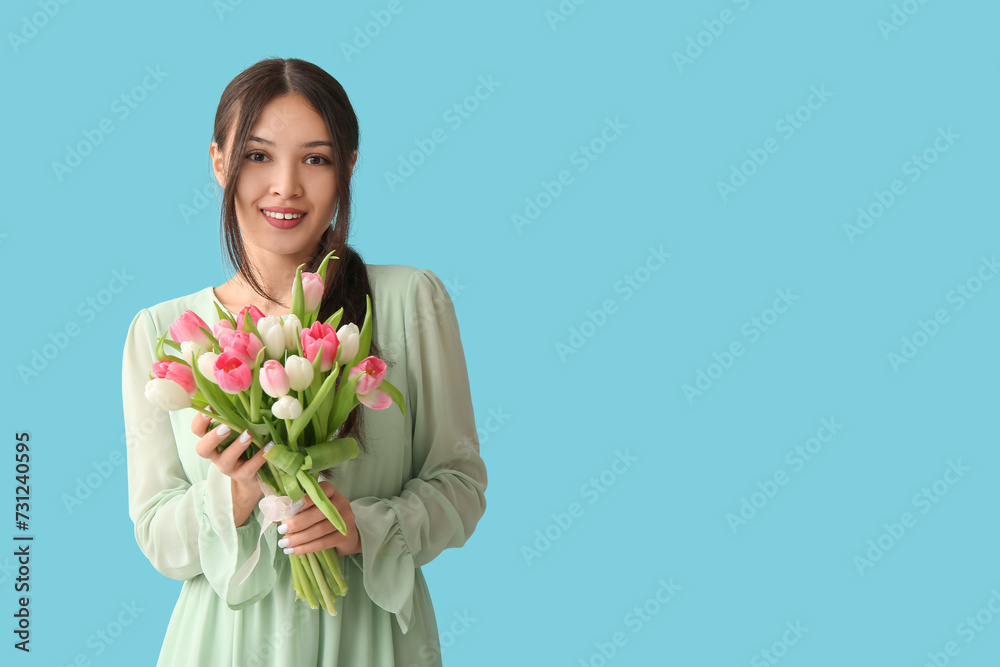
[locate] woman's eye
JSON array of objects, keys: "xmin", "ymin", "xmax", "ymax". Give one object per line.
[
  {"xmin": 244, "ymin": 151, "xmax": 267, "ymax": 162},
  {"xmin": 306, "ymin": 155, "xmax": 330, "ymax": 165}
]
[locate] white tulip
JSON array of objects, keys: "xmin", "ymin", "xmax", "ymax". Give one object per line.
[
  {"xmin": 283, "ymin": 314, "xmax": 302, "ymax": 352},
  {"xmin": 257, "ymin": 315, "xmax": 287, "ymax": 360},
  {"xmin": 284, "ymin": 355, "xmax": 314, "ymax": 391},
  {"xmin": 271, "ymin": 395, "xmax": 303, "ymax": 420},
  {"xmin": 144, "ymin": 378, "xmax": 191, "ymax": 411},
  {"xmin": 335, "ymin": 323, "xmax": 360, "ymax": 364},
  {"xmin": 197, "ymin": 352, "xmax": 219, "ymax": 384},
  {"xmin": 180, "ymin": 340, "xmax": 204, "ymax": 365}
]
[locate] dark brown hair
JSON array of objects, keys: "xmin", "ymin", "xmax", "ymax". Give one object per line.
[{"xmin": 212, "ymin": 57, "xmax": 384, "ymax": 455}]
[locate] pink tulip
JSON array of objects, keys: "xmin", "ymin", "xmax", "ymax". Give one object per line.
[
  {"xmin": 259, "ymin": 360, "xmax": 290, "ymax": 398},
  {"xmin": 349, "ymin": 356, "xmax": 392, "ymax": 409},
  {"xmin": 151, "ymin": 360, "xmax": 197, "ymax": 397},
  {"xmin": 218, "ymin": 330, "xmax": 264, "ymax": 366},
  {"xmin": 214, "ymin": 351, "xmax": 252, "ymax": 394},
  {"xmin": 235, "ymin": 304, "xmax": 265, "ymax": 331},
  {"xmin": 301, "ymin": 272, "xmax": 324, "ymax": 313},
  {"xmin": 213, "ymin": 319, "xmax": 234, "ymax": 339},
  {"xmin": 169, "ymin": 310, "xmax": 212, "ymax": 351},
  {"xmin": 300, "ymin": 321, "xmax": 339, "ymax": 372}
]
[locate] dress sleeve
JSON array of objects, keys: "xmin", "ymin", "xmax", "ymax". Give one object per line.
[
  {"xmin": 122, "ymin": 308, "xmax": 279, "ymax": 609},
  {"xmin": 347, "ymin": 269, "xmax": 488, "ymax": 634}
]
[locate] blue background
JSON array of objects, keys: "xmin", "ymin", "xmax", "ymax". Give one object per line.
[{"xmin": 2, "ymin": 0, "xmax": 998, "ymax": 665}]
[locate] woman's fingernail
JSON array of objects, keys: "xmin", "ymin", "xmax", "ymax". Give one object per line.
[
  {"xmin": 277, "ymin": 523, "xmax": 288, "ymax": 535},
  {"xmin": 216, "ymin": 424, "xmax": 231, "ymax": 436},
  {"xmin": 283, "ymin": 547, "xmax": 295, "ymax": 555},
  {"xmin": 239, "ymin": 430, "xmax": 251, "ymax": 443},
  {"xmin": 277, "ymin": 538, "xmax": 290, "ymax": 548},
  {"xmin": 291, "ymin": 499, "xmax": 304, "ymax": 512},
  {"xmin": 263, "ymin": 441, "xmax": 275, "ymax": 453}
]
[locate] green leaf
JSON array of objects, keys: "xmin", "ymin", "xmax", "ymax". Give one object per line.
[
  {"xmin": 257, "ymin": 463, "xmax": 280, "ymax": 495},
  {"xmin": 316, "ymin": 369, "xmax": 341, "ymax": 436},
  {"xmin": 324, "ymin": 307, "xmax": 344, "ymax": 330},
  {"xmin": 154, "ymin": 331, "xmax": 177, "ymax": 362},
  {"xmin": 214, "ymin": 301, "xmax": 236, "ymax": 327},
  {"xmin": 259, "ymin": 412, "xmax": 285, "ymax": 448},
  {"xmin": 327, "ymin": 373, "xmax": 361, "ymax": 432},
  {"xmin": 310, "ymin": 344, "xmax": 325, "ymax": 390},
  {"xmin": 288, "ymin": 364, "xmax": 341, "ymax": 442},
  {"xmin": 262, "ymin": 443, "xmax": 306, "ymax": 475},
  {"xmin": 316, "ymin": 249, "xmax": 338, "ymax": 283},
  {"xmin": 250, "ymin": 347, "xmax": 266, "ymax": 422},
  {"xmin": 348, "ymin": 295, "xmax": 373, "ymax": 368},
  {"xmin": 158, "ymin": 353, "xmax": 188, "ymax": 366},
  {"xmin": 240, "ymin": 310, "xmax": 264, "ymax": 341},
  {"xmin": 196, "ymin": 324, "xmax": 221, "ymax": 351},
  {"xmin": 296, "ymin": 470, "xmax": 346, "ymax": 534},
  {"xmin": 291, "ymin": 264, "xmax": 306, "ymax": 324},
  {"xmin": 378, "ymin": 378, "xmax": 406, "ymax": 416},
  {"xmin": 303, "ymin": 438, "xmax": 358, "ymax": 472},
  {"xmin": 282, "ymin": 474, "xmax": 305, "ymax": 503}
]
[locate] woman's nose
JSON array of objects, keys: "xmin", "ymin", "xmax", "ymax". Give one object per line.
[{"xmin": 271, "ymin": 163, "xmax": 303, "ymax": 198}]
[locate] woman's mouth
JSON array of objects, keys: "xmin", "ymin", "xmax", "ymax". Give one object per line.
[{"xmin": 261, "ymin": 208, "xmax": 305, "ymax": 230}]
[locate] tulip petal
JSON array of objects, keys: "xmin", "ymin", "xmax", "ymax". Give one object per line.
[
  {"xmin": 378, "ymin": 378, "xmax": 406, "ymax": 416},
  {"xmin": 358, "ymin": 389, "xmax": 392, "ymax": 410},
  {"xmin": 144, "ymin": 378, "xmax": 191, "ymax": 411}
]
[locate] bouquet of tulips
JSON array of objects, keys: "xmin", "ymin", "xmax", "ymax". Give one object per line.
[{"xmin": 142, "ymin": 250, "xmax": 404, "ymax": 615}]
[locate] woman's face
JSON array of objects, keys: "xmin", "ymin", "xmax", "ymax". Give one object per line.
[{"xmin": 211, "ymin": 93, "xmax": 355, "ymax": 264}]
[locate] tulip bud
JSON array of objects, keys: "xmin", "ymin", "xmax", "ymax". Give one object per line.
[
  {"xmin": 283, "ymin": 314, "xmax": 302, "ymax": 352},
  {"xmin": 301, "ymin": 272, "xmax": 324, "ymax": 313},
  {"xmin": 169, "ymin": 310, "xmax": 212, "ymax": 351},
  {"xmin": 260, "ymin": 360, "xmax": 290, "ymax": 398},
  {"xmin": 257, "ymin": 315, "xmax": 287, "ymax": 360},
  {"xmin": 284, "ymin": 355, "xmax": 314, "ymax": 391},
  {"xmin": 272, "ymin": 395, "xmax": 303, "ymax": 420},
  {"xmin": 213, "ymin": 319, "xmax": 234, "ymax": 339},
  {"xmin": 144, "ymin": 378, "xmax": 192, "ymax": 411},
  {"xmin": 236, "ymin": 304, "xmax": 266, "ymax": 331},
  {"xmin": 335, "ymin": 323, "xmax": 360, "ymax": 364},
  {"xmin": 180, "ymin": 341, "xmax": 203, "ymax": 366},
  {"xmin": 198, "ymin": 352, "xmax": 219, "ymax": 384}
]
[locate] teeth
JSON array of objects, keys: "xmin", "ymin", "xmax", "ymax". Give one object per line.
[{"xmin": 262, "ymin": 210, "xmax": 304, "ymax": 220}]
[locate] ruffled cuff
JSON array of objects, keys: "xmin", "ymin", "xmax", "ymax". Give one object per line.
[
  {"xmin": 200, "ymin": 464, "xmax": 278, "ymax": 609},
  {"xmin": 348, "ymin": 497, "xmax": 416, "ymax": 634}
]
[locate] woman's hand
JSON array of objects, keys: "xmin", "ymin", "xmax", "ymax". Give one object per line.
[
  {"xmin": 191, "ymin": 411, "xmax": 268, "ymax": 527},
  {"xmin": 277, "ymin": 480, "xmax": 361, "ymax": 557}
]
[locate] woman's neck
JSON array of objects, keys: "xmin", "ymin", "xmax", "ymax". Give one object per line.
[{"xmin": 216, "ymin": 274, "xmax": 294, "ymax": 318}]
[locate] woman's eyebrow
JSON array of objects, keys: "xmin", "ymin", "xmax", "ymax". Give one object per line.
[{"xmin": 248, "ymin": 135, "xmax": 334, "ymax": 149}]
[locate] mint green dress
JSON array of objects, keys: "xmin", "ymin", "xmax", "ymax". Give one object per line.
[{"xmin": 121, "ymin": 265, "xmax": 488, "ymax": 666}]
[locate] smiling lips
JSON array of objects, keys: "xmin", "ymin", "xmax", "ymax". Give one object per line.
[{"xmin": 261, "ymin": 207, "xmax": 305, "ymax": 230}]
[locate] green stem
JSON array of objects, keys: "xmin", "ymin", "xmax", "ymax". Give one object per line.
[
  {"xmin": 290, "ymin": 556, "xmax": 318, "ymax": 608},
  {"xmin": 261, "ymin": 461, "xmax": 286, "ymax": 496},
  {"xmin": 238, "ymin": 391, "xmax": 251, "ymax": 415},
  {"xmin": 306, "ymin": 552, "xmax": 337, "ymax": 613},
  {"xmin": 318, "ymin": 548, "xmax": 348, "ymax": 597}
]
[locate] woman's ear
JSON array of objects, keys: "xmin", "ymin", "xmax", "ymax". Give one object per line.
[
  {"xmin": 210, "ymin": 142, "xmax": 226, "ymax": 188},
  {"xmin": 348, "ymin": 150, "xmax": 358, "ymax": 180}
]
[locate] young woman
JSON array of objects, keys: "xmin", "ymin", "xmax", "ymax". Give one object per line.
[{"xmin": 121, "ymin": 57, "xmax": 487, "ymax": 666}]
